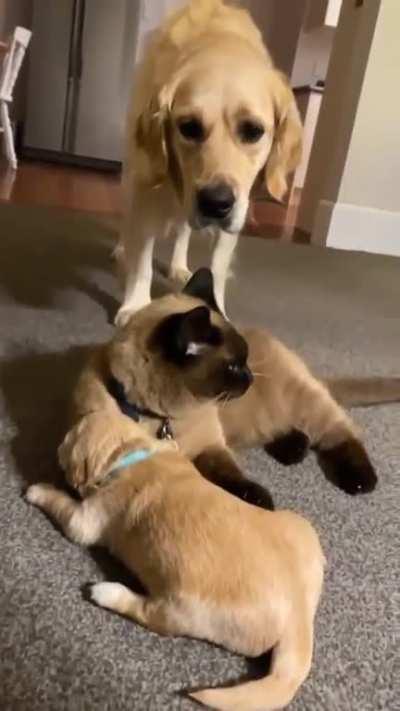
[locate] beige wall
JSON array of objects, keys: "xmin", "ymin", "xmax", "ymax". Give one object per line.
[
  {"xmin": 299, "ymin": 0, "xmax": 400, "ymax": 256},
  {"xmin": 298, "ymin": 0, "xmax": 381, "ymax": 231},
  {"xmin": 338, "ymin": 0, "xmax": 400, "ymax": 212}
]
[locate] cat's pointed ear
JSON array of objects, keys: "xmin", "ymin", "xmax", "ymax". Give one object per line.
[
  {"xmin": 151, "ymin": 305, "xmax": 221, "ymax": 364},
  {"xmin": 183, "ymin": 268, "xmax": 220, "ymax": 312}
]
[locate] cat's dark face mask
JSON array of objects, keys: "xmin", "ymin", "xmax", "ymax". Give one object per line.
[{"xmin": 149, "ymin": 269, "xmax": 253, "ymax": 402}]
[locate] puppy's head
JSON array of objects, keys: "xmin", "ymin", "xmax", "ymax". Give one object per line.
[
  {"xmin": 108, "ymin": 269, "xmax": 252, "ymax": 416},
  {"xmin": 136, "ymin": 41, "xmax": 302, "ymax": 233}
]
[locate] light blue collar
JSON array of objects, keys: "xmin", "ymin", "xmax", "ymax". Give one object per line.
[
  {"xmin": 96, "ymin": 448, "xmax": 154, "ymax": 489},
  {"xmin": 114, "ymin": 449, "xmax": 154, "ymax": 471}
]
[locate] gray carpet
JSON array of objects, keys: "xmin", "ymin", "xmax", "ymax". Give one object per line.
[{"xmin": 0, "ymin": 202, "xmax": 399, "ymax": 710}]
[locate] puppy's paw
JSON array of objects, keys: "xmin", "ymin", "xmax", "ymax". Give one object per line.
[
  {"xmin": 169, "ymin": 266, "xmax": 193, "ymax": 288},
  {"xmin": 90, "ymin": 582, "xmax": 129, "ymax": 611},
  {"xmin": 25, "ymin": 483, "xmax": 55, "ymax": 507}
]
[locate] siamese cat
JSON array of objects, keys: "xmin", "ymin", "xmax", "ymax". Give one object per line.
[
  {"xmin": 61, "ymin": 269, "xmax": 400, "ymax": 504},
  {"xmin": 61, "ymin": 269, "xmax": 274, "ymax": 509}
]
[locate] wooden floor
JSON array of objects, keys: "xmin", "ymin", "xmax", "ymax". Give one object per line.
[
  {"xmin": 0, "ymin": 158, "xmax": 302, "ymax": 239},
  {"xmin": 0, "ymin": 159, "xmax": 122, "ymax": 214}
]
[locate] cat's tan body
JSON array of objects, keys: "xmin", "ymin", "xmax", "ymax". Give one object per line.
[
  {"xmin": 61, "ymin": 315, "xmax": 400, "ymax": 499},
  {"xmin": 222, "ymin": 327, "xmax": 358, "ymax": 450}
]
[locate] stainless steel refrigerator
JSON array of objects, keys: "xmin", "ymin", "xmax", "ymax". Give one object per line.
[{"xmin": 22, "ymin": 0, "xmax": 142, "ymax": 169}]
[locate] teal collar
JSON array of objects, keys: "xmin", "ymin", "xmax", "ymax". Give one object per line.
[{"xmin": 95, "ymin": 448, "xmax": 154, "ymax": 489}]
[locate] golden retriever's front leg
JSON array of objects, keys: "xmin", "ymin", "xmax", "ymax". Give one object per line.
[
  {"xmin": 115, "ymin": 230, "xmax": 155, "ymax": 327},
  {"xmin": 210, "ymin": 230, "xmax": 239, "ymax": 316},
  {"xmin": 26, "ymin": 484, "xmax": 104, "ymax": 546},
  {"xmin": 169, "ymin": 221, "xmax": 192, "ymax": 286},
  {"xmin": 115, "ymin": 189, "xmax": 162, "ymax": 326}
]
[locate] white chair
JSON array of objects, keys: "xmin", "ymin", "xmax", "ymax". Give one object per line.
[{"xmin": 0, "ymin": 26, "xmax": 32, "ymax": 170}]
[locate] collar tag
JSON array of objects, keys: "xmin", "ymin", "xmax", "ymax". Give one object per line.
[
  {"xmin": 107, "ymin": 377, "xmax": 175, "ymax": 441},
  {"xmin": 157, "ymin": 419, "xmax": 174, "ymax": 441}
]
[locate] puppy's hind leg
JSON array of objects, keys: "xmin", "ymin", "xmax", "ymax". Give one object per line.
[
  {"xmin": 26, "ymin": 484, "xmax": 104, "ymax": 546},
  {"xmin": 90, "ymin": 582, "xmax": 182, "ymax": 637}
]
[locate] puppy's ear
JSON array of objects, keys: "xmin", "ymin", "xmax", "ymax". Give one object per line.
[
  {"xmin": 183, "ymin": 268, "xmax": 220, "ymax": 312},
  {"xmin": 135, "ymin": 82, "xmax": 177, "ymax": 186},
  {"xmin": 265, "ymin": 72, "xmax": 303, "ymax": 202},
  {"xmin": 151, "ymin": 306, "xmax": 222, "ymax": 364}
]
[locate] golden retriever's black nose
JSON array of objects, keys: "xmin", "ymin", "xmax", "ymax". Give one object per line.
[{"xmin": 197, "ymin": 183, "xmax": 235, "ymax": 220}]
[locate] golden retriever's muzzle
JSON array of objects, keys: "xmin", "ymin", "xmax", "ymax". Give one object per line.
[{"xmin": 194, "ymin": 180, "xmax": 236, "ymax": 230}]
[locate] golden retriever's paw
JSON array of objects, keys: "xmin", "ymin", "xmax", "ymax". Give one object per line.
[
  {"xmin": 169, "ymin": 266, "xmax": 193, "ymax": 288},
  {"xmin": 111, "ymin": 242, "xmax": 125, "ymax": 262},
  {"xmin": 114, "ymin": 306, "xmax": 135, "ymax": 328},
  {"xmin": 25, "ymin": 483, "xmax": 55, "ymax": 508}
]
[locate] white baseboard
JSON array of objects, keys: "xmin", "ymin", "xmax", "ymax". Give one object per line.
[{"xmin": 311, "ymin": 199, "xmax": 400, "ymax": 257}]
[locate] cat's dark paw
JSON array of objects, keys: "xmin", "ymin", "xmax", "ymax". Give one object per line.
[
  {"xmin": 265, "ymin": 429, "xmax": 310, "ymax": 466},
  {"xmin": 316, "ymin": 438, "xmax": 377, "ymax": 495},
  {"xmin": 223, "ymin": 478, "xmax": 275, "ymax": 510}
]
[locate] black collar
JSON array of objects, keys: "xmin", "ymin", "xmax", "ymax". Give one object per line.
[{"xmin": 107, "ymin": 376, "xmax": 174, "ymax": 441}]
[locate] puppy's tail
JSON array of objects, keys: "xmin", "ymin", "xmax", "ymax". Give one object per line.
[
  {"xmin": 190, "ymin": 617, "xmax": 313, "ymax": 711},
  {"xmin": 325, "ymin": 376, "xmax": 400, "ymax": 407}
]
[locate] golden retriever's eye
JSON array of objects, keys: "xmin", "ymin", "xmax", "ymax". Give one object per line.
[
  {"xmin": 177, "ymin": 118, "xmax": 205, "ymax": 142},
  {"xmin": 238, "ymin": 120, "xmax": 265, "ymax": 143}
]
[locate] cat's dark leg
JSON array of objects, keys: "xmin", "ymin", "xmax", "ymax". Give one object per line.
[
  {"xmin": 264, "ymin": 429, "xmax": 310, "ymax": 465},
  {"xmin": 194, "ymin": 446, "xmax": 274, "ymax": 510},
  {"xmin": 314, "ymin": 437, "xmax": 377, "ymax": 495}
]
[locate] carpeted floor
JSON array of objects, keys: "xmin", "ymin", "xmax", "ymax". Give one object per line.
[{"xmin": 0, "ymin": 202, "xmax": 399, "ymax": 710}]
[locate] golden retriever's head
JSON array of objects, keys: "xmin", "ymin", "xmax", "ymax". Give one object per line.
[{"xmin": 136, "ymin": 41, "xmax": 302, "ymax": 233}]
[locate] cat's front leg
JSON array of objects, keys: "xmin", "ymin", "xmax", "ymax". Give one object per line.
[{"xmin": 194, "ymin": 445, "xmax": 274, "ymax": 510}]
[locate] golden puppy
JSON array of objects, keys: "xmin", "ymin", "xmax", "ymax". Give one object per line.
[
  {"xmin": 27, "ymin": 421, "xmax": 324, "ymax": 711},
  {"xmin": 117, "ymin": 0, "xmax": 302, "ymax": 324}
]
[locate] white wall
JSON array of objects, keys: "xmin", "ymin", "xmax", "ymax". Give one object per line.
[
  {"xmin": 338, "ymin": 0, "xmax": 400, "ymax": 213},
  {"xmin": 298, "ymin": 0, "xmax": 381, "ymax": 232}
]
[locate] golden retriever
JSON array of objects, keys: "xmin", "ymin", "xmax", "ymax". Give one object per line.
[{"xmin": 116, "ymin": 0, "xmax": 302, "ymax": 325}]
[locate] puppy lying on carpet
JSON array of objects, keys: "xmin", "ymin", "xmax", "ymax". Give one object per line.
[{"xmin": 27, "ymin": 414, "xmax": 324, "ymax": 711}]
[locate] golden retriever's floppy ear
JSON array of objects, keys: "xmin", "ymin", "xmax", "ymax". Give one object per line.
[
  {"xmin": 265, "ymin": 72, "xmax": 303, "ymax": 202},
  {"xmin": 135, "ymin": 83, "xmax": 176, "ymax": 186}
]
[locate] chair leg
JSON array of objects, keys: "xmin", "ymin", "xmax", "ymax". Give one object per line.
[{"xmin": 0, "ymin": 101, "xmax": 17, "ymax": 170}]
